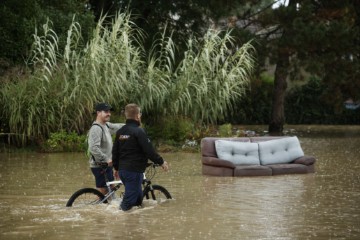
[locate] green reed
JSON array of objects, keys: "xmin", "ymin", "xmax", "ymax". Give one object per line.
[{"xmin": 0, "ymin": 12, "xmax": 254, "ymax": 145}]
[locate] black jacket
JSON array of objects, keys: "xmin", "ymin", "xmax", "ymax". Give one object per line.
[{"xmin": 112, "ymin": 119, "xmax": 164, "ymax": 172}]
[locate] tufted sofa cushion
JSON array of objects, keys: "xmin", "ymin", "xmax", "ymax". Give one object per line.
[
  {"xmin": 201, "ymin": 137, "xmax": 250, "ymax": 157},
  {"xmin": 258, "ymin": 137, "xmax": 304, "ymax": 165},
  {"xmin": 215, "ymin": 140, "xmax": 260, "ymax": 165}
]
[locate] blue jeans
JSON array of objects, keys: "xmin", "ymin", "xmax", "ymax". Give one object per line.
[{"xmin": 119, "ymin": 170, "xmax": 144, "ymax": 211}]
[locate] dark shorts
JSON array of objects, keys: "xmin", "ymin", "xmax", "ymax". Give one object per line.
[{"xmin": 91, "ymin": 167, "xmax": 114, "ymax": 188}]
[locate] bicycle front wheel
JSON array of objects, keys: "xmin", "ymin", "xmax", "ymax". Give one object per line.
[
  {"xmin": 143, "ymin": 184, "xmax": 172, "ymax": 203},
  {"xmin": 66, "ymin": 188, "xmax": 107, "ymax": 207}
]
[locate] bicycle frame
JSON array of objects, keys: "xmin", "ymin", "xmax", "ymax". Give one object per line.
[
  {"xmin": 66, "ymin": 163, "xmax": 171, "ymax": 207},
  {"xmin": 99, "ymin": 173, "xmax": 149, "ymax": 204}
]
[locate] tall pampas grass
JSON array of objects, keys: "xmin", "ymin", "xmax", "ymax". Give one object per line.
[
  {"xmin": 0, "ymin": 11, "xmax": 255, "ymax": 145},
  {"xmin": 170, "ymin": 30, "xmax": 254, "ymax": 122}
]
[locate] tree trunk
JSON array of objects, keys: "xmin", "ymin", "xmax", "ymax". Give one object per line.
[
  {"xmin": 268, "ymin": 0, "xmax": 298, "ymax": 135},
  {"xmin": 268, "ymin": 50, "xmax": 290, "ymax": 135}
]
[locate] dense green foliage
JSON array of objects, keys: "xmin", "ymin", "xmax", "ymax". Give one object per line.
[
  {"xmin": 207, "ymin": 0, "xmax": 360, "ymax": 132},
  {"xmin": 227, "ymin": 73, "xmax": 274, "ymax": 124},
  {"xmin": 41, "ymin": 130, "xmax": 86, "ymax": 152},
  {"xmin": 0, "ymin": 0, "xmax": 41, "ymax": 68},
  {"xmin": 286, "ymin": 77, "xmax": 360, "ymax": 124},
  {"xmin": 218, "ymin": 123, "xmax": 233, "ymax": 137},
  {"xmin": 87, "ymin": 0, "xmax": 218, "ymax": 56},
  {"xmin": 0, "ymin": 0, "xmax": 94, "ymax": 72},
  {"xmin": 146, "ymin": 116, "xmax": 193, "ymax": 143},
  {"xmin": 1, "ymin": 1, "xmax": 359, "ymax": 148},
  {"xmin": 0, "ymin": 12, "xmax": 255, "ymax": 145}
]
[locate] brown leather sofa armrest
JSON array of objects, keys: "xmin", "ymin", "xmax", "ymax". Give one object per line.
[
  {"xmin": 292, "ymin": 156, "xmax": 316, "ymax": 166},
  {"xmin": 202, "ymin": 156, "xmax": 236, "ymax": 169}
]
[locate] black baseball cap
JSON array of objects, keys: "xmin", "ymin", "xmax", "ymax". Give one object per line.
[{"xmin": 95, "ymin": 103, "xmax": 113, "ymax": 111}]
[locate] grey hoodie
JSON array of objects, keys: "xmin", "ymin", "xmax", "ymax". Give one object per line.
[{"xmin": 88, "ymin": 122, "xmax": 125, "ymax": 168}]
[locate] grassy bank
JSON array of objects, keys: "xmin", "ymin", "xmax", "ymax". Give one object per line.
[{"xmin": 0, "ymin": 123, "xmax": 261, "ymax": 153}]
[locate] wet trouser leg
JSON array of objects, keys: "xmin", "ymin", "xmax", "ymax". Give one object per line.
[{"xmin": 119, "ymin": 170, "xmax": 143, "ymax": 211}]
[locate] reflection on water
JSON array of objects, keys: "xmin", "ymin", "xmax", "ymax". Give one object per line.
[{"xmin": 1, "ymin": 125, "xmax": 360, "ymax": 239}]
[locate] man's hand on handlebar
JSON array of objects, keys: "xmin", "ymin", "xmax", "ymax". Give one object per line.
[
  {"xmin": 97, "ymin": 160, "xmax": 112, "ymax": 168},
  {"xmin": 107, "ymin": 159, "xmax": 113, "ymax": 167},
  {"xmin": 161, "ymin": 161, "xmax": 169, "ymax": 172},
  {"xmin": 113, "ymin": 169, "xmax": 120, "ymax": 180}
]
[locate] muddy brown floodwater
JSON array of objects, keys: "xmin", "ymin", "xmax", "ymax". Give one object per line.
[{"xmin": 0, "ymin": 125, "xmax": 360, "ymax": 239}]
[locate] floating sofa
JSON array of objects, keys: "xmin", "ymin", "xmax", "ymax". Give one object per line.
[{"xmin": 201, "ymin": 136, "xmax": 316, "ymax": 176}]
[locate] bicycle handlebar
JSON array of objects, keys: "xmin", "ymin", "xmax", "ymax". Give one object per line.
[
  {"xmin": 98, "ymin": 161, "xmax": 160, "ymax": 169},
  {"xmin": 96, "ymin": 162, "xmax": 109, "ymax": 168},
  {"xmin": 146, "ymin": 162, "xmax": 160, "ymax": 168}
]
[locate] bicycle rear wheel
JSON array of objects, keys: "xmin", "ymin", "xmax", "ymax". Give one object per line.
[
  {"xmin": 143, "ymin": 184, "xmax": 172, "ymax": 203},
  {"xmin": 66, "ymin": 188, "xmax": 107, "ymax": 207}
]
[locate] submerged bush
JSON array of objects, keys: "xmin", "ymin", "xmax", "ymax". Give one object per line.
[
  {"xmin": 218, "ymin": 123, "xmax": 233, "ymax": 137},
  {"xmin": 41, "ymin": 130, "xmax": 86, "ymax": 152},
  {"xmin": 145, "ymin": 116, "xmax": 194, "ymax": 144}
]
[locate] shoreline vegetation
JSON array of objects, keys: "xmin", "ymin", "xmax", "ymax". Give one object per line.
[
  {"xmin": 0, "ymin": 123, "xmax": 251, "ymax": 153},
  {"xmin": 0, "ymin": 12, "xmax": 255, "ymax": 148},
  {"xmin": 2, "ymin": 124, "xmax": 360, "ymax": 154},
  {"xmin": 0, "ymin": 123, "xmax": 229, "ymax": 153},
  {"xmin": 1, "ymin": 11, "xmax": 359, "ymax": 152}
]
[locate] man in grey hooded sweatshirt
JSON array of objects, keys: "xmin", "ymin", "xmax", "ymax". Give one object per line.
[{"xmin": 88, "ymin": 103, "xmax": 124, "ymax": 195}]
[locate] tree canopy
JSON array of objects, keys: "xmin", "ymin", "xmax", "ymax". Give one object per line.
[
  {"xmin": 209, "ymin": 0, "xmax": 360, "ymax": 132},
  {"xmin": 0, "ymin": 0, "xmax": 94, "ymax": 71},
  {"xmin": 1, "ymin": 0, "xmax": 359, "ymax": 140}
]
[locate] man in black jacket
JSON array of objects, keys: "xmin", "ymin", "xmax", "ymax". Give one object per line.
[{"xmin": 112, "ymin": 103, "xmax": 169, "ymax": 211}]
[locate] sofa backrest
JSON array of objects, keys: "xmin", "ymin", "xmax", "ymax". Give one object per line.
[
  {"xmin": 201, "ymin": 137, "xmax": 250, "ymax": 158},
  {"xmin": 258, "ymin": 137, "xmax": 304, "ymax": 165},
  {"xmin": 215, "ymin": 140, "xmax": 260, "ymax": 165}
]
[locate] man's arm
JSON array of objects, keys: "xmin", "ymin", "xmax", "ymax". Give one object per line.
[
  {"xmin": 136, "ymin": 129, "xmax": 165, "ymax": 166},
  {"xmin": 88, "ymin": 127, "xmax": 108, "ymax": 163},
  {"xmin": 107, "ymin": 122, "xmax": 125, "ymax": 135}
]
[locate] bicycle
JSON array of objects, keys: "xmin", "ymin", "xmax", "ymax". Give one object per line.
[{"xmin": 66, "ymin": 162, "xmax": 172, "ymax": 207}]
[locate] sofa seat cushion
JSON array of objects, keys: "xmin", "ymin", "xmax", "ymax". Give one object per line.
[
  {"xmin": 234, "ymin": 165, "xmax": 272, "ymax": 176},
  {"xmin": 202, "ymin": 156, "xmax": 235, "ymax": 168},
  {"xmin": 215, "ymin": 140, "xmax": 260, "ymax": 165},
  {"xmin": 258, "ymin": 137, "xmax": 304, "ymax": 165},
  {"xmin": 292, "ymin": 156, "xmax": 316, "ymax": 166},
  {"xmin": 268, "ymin": 164, "xmax": 308, "ymax": 175},
  {"xmin": 306, "ymin": 164, "xmax": 315, "ymax": 173},
  {"xmin": 202, "ymin": 164, "xmax": 234, "ymax": 176}
]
